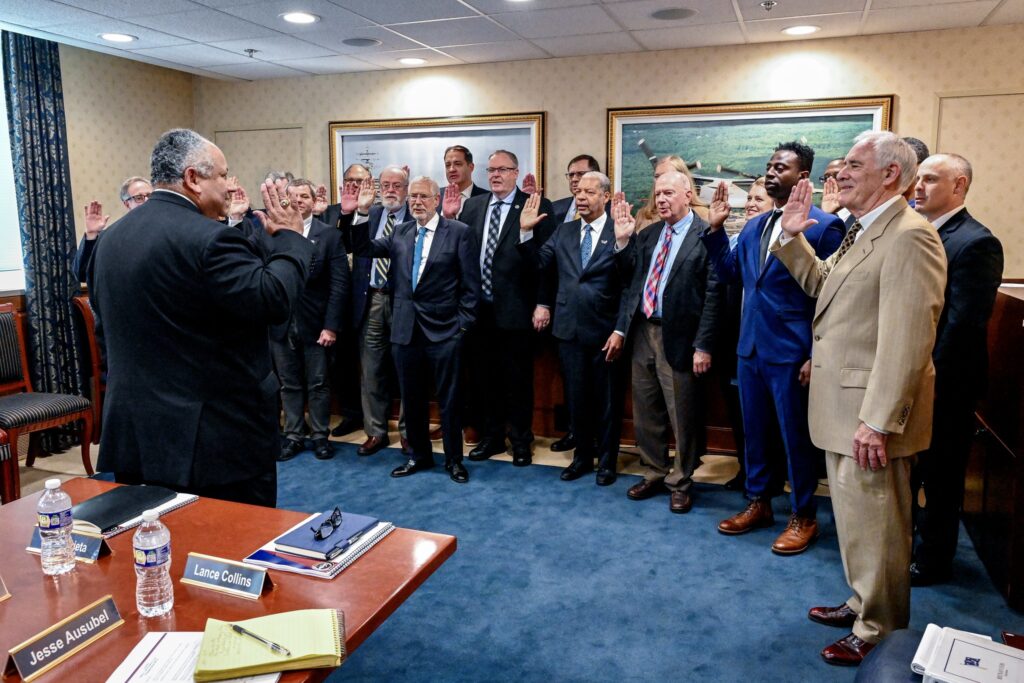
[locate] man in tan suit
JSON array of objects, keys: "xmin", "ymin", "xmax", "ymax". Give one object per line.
[{"xmin": 772, "ymin": 131, "xmax": 946, "ymax": 666}]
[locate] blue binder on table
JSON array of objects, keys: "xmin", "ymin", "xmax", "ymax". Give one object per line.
[{"xmin": 273, "ymin": 510, "xmax": 379, "ymax": 560}]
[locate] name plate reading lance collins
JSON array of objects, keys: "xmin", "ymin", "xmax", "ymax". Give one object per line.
[
  {"xmin": 5, "ymin": 595, "xmax": 123, "ymax": 682},
  {"xmin": 26, "ymin": 527, "xmax": 111, "ymax": 563},
  {"xmin": 181, "ymin": 552, "xmax": 273, "ymax": 600}
]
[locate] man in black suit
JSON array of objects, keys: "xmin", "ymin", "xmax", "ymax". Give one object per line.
[
  {"xmin": 73, "ymin": 176, "xmax": 152, "ymax": 282},
  {"xmin": 459, "ymin": 150, "xmax": 556, "ymax": 466},
  {"xmin": 550, "ymin": 154, "xmax": 601, "ymax": 226},
  {"xmin": 440, "ymin": 145, "xmax": 489, "ymax": 221},
  {"xmin": 518, "ymin": 172, "xmax": 635, "ymax": 485},
  {"xmin": 315, "ymin": 163, "xmax": 371, "ymax": 251},
  {"xmin": 910, "ymin": 153, "xmax": 1004, "ymax": 585},
  {"xmin": 622, "ymin": 171, "xmax": 723, "ymax": 512},
  {"xmin": 351, "ymin": 176, "xmax": 480, "ymax": 483},
  {"xmin": 89, "ymin": 128, "xmax": 312, "ymax": 506},
  {"xmin": 272, "ymin": 179, "xmax": 350, "ymax": 463}
]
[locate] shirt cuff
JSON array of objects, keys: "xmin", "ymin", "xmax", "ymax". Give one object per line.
[
  {"xmin": 864, "ymin": 421, "xmax": 890, "ymax": 435},
  {"xmin": 613, "ymin": 330, "xmax": 625, "ymax": 338},
  {"xmin": 227, "ymin": 216, "xmax": 243, "ymax": 227},
  {"xmin": 520, "ymin": 230, "xmax": 534, "ymax": 242},
  {"xmin": 352, "ymin": 213, "xmax": 368, "ymax": 225}
]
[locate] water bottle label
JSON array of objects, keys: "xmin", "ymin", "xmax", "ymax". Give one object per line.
[
  {"xmin": 38, "ymin": 508, "xmax": 72, "ymax": 530},
  {"xmin": 133, "ymin": 542, "xmax": 171, "ymax": 568}
]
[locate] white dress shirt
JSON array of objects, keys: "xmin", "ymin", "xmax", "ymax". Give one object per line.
[
  {"xmin": 930, "ymin": 204, "xmax": 965, "ymax": 229},
  {"xmin": 479, "ymin": 190, "xmax": 516, "ymax": 268},
  {"xmin": 412, "ymin": 212, "xmax": 440, "ymax": 279},
  {"xmin": 579, "ymin": 213, "xmax": 608, "ymax": 261}
]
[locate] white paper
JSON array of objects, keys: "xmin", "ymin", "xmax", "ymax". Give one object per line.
[{"xmin": 104, "ymin": 632, "xmax": 279, "ymax": 683}]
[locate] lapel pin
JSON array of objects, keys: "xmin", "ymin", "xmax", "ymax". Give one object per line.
[
  {"xmin": 514, "ymin": 205, "xmax": 520, "ymax": 210},
  {"xmin": 600, "ymin": 239, "xmax": 608, "ymax": 244}
]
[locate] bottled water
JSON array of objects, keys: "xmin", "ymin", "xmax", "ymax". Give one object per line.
[
  {"xmin": 133, "ymin": 509, "xmax": 174, "ymax": 617},
  {"xmin": 37, "ymin": 478, "xmax": 75, "ymax": 576}
]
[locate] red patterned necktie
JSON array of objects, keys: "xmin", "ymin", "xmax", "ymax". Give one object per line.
[{"xmin": 642, "ymin": 225, "xmax": 673, "ymax": 318}]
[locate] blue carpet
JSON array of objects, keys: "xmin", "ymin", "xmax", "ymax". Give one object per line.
[{"xmin": 275, "ymin": 442, "xmax": 1023, "ymax": 682}]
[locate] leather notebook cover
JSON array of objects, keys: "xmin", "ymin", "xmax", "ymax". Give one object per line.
[{"xmin": 72, "ymin": 485, "xmax": 178, "ymax": 533}]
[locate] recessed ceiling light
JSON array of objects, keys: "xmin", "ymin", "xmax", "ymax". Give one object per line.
[
  {"xmin": 650, "ymin": 8, "xmax": 696, "ymax": 21},
  {"xmin": 782, "ymin": 25, "xmax": 820, "ymax": 36},
  {"xmin": 342, "ymin": 37, "xmax": 382, "ymax": 47},
  {"xmin": 399, "ymin": 57, "xmax": 426, "ymax": 65},
  {"xmin": 99, "ymin": 33, "xmax": 137, "ymax": 43},
  {"xmin": 281, "ymin": 11, "xmax": 320, "ymax": 24}
]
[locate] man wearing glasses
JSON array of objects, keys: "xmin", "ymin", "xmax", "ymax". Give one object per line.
[
  {"xmin": 73, "ymin": 176, "xmax": 152, "ymax": 282},
  {"xmin": 314, "ymin": 163, "xmax": 371, "ymax": 252},
  {"xmin": 459, "ymin": 150, "xmax": 556, "ymax": 467},
  {"xmin": 551, "ymin": 154, "xmax": 601, "ymax": 225}
]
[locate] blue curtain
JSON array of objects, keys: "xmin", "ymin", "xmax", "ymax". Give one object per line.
[{"xmin": 3, "ymin": 31, "xmax": 83, "ymax": 450}]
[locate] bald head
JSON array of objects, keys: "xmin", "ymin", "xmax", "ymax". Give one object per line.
[
  {"xmin": 914, "ymin": 153, "xmax": 973, "ymax": 222},
  {"xmin": 653, "ymin": 171, "xmax": 693, "ymax": 224}
]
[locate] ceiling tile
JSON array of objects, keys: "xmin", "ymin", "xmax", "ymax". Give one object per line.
[
  {"xmin": 128, "ymin": 7, "xmax": 280, "ymax": 42},
  {"xmin": 203, "ymin": 61, "xmax": 313, "ymax": 79},
  {"xmin": 40, "ymin": 19, "xmax": 192, "ymax": 48},
  {"xmin": 464, "ymin": 0, "xmax": 596, "ymax": 12},
  {"xmin": 604, "ymin": 0, "xmax": 737, "ymax": 31},
  {"xmin": 129, "ymin": 43, "xmax": 251, "ymax": 67},
  {"xmin": 631, "ymin": 22, "xmax": 746, "ymax": 50},
  {"xmin": 0, "ymin": 0, "xmax": 107, "ymax": 28},
  {"xmin": 491, "ymin": 5, "xmax": 619, "ymax": 39},
  {"xmin": 355, "ymin": 48, "xmax": 463, "ymax": 68},
  {"xmin": 301, "ymin": 25, "xmax": 422, "ymax": 53},
  {"xmin": 863, "ymin": 1, "xmax": 999, "ymax": 34},
  {"xmin": 276, "ymin": 55, "xmax": 384, "ymax": 73},
  {"xmin": 218, "ymin": 0, "xmax": 374, "ymax": 33},
  {"xmin": 440, "ymin": 39, "xmax": 550, "ymax": 62},
  {"xmin": 530, "ymin": 30, "xmax": 643, "ymax": 57},
  {"xmin": 54, "ymin": 0, "xmax": 200, "ymax": 18},
  {"xmin": 871, "ymin": 0, "xmax": 976, "ymax": 7},
  {"xmin": 983, "ymin": 0, "xmax": 1024, "ymax": 24},
  {"xmin": 744, "ymin": 11, "xmax": 863, "ymax": 43},
  {"xmin": 209, "ymin": 34, "xmax": 337, "ymax": 60},
  {"xmin": 188, "ymin": 0, "xmax": 261, "ymax": 7},
  {"xmin": 329, "ymin": 0, "xmax": 477, "ymax": 24},
  {"xmin": 736, "ymin": 0, "xmax": 867, "ymax": 21},
  {"xmin": 389, "ymin": 17, "xmax": 516, "ymax": 46}
]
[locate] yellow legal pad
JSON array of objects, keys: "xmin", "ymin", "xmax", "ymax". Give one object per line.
[{"xmin": 193, "ymin": 609, "xmax": 344, "ymax": 682}]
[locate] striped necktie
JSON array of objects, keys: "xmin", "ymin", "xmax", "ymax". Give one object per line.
[
  {"xmin": 643, "ymin": 225, "xmax": 673, "ymax": 318},
  {"xmin": 372, "ymin": 212, "xmax": 397, "ymax": 287},
  {"xmin": 481, "ymin": 200, "xmax": 502, "ymax": 300}
]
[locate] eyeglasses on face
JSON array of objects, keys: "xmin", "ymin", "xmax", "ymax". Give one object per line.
[
  {"xmin": 311, "ymin": 507, "xmax": 343, "ymax": 541},
  {"xmin": 565, "ymin": 171, "xmax": 586, "ymax": 179},
  {"xmin": 485, "ymin": 167, "xmax": 517, "ymax": 175},
  {"xmin": 128, "ymin": 193, "xmax": 151, "ymax": 203}
]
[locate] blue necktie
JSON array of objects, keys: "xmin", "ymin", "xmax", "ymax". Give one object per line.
[
  {"xmin": 411, "ymin": 226, "xmax": 428, "ymax": 291},
  {"xmin": 580, "ymin": 224, "xmax": 593, "ymax": 268}
]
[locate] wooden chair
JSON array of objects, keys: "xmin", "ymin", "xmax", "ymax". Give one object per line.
[
  {"xmin": 0, "ymin": 429, "xmax": 11, "ymax": 503},
  {"xmin": 72, "ymin": 295, "xmax": 104, "ymax": 444},
  {"xmin": 0, "ymin": 303, "xmax": 93, "ymax": 503}
]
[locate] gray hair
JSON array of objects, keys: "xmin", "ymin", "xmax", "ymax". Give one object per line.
[
  {"xmin": 408, "ymin": 175, "xmax": 439, "ymax": 196},
  {"xmin": 581, "ymin": 171, "xmax": 610, "ymax": 193},
  {"xmin": 119, "ymin": 175, "xmax": 151, "ymax": 202},
  {"xmin": 342, "ymin": 163, "xmax": 370, "ymax": 177},
  {"xmin": 264, "ymin": 170, "xmax": 294, "ymax": 183},
  {"xmin": 853, "ymin": 130, "xmax": 918, "ymax": 192},
  {"xmin": 150, "ymin": 129, "xmax": 216, "ymax": 185},
  {"xmin": 286, "ymin": 177, "xmax": 316, "ymax": 197},
  {"xmin": 379, "ymin": 165, "xmax": 409, "ymax": 183}
]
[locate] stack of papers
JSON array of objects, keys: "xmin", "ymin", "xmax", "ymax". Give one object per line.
[{"xmin": 913, "ymin": 623, "xmax": 1023, "ymax": 683}]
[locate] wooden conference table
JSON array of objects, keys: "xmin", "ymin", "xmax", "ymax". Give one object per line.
[{"xmin": 0, "ymin": 478, "xmax": 457, "ymax": 682}]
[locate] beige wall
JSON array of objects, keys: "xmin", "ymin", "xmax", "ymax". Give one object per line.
[{"xmin": 60, "ymin": 45, "xmax": 194, "ymax": 238}]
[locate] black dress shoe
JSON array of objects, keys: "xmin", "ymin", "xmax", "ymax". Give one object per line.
[
  {"xmin": 512, "ymin": 446, "xmax": 532, "ymax": 467},
  {"xmin": 445, "ymin": 461, "xmax": 469, "ymax": 483},
  {"xmin": 595, "ymin": 468, "xmax": 617, "ymax": 486},
  {"xmin": 358, "ymin": 435, "xmax": 389, "ymax": 456},
  {"xmin": 330, "ymin": 417, "xmax": 363, "ymax": 437},
  {"xmin": 468, "ymin": 438, "xmax": 506, "ymax": 461},
  {"xmin": 560, "ymin": 461, "xmax": 593, "ymax": 481},
  {"xmin": 391, "ymin": 459, "xmax": 434, "ymax": 478},
  {"xmin": 277, "ymin": 439, "xmax": 303, "ymax": 462},
  {"xmin": 910, "ymin": 561, "xmax": 952, "ymax": 587},
  {"xmin": 550, "ymin": 432, "xmax": 576, "ymax": 452},
  {"xmin": 313, "ymin": 439, "xmax": 334, "ymax": 460}
]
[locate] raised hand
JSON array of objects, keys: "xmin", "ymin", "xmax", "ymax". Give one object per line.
[
  {"xmin": 257, "ymin": 178, "xmax": 303, "ymax": 234},
  {"xmin": 779, "ymin": 178, "xmax": 818, "ymax": 237},
  {"xmin": 340, "ymin": 181, "xmax": 359, "ymax": 214},
  {"xmin": 442, "ymin": 184, "xmax": 462, "ymax": 218},
  {"xmin": 228, "ymin": 183, "xmax": 250, "ymax": 220},
  {"xmin": 522, "ymin": 173, "xmax": 541, "ymax": 196},
  {"xmin": 83, "ymin": 200, "xmax": 108, "ymax": 238},
  {"xmin": 821, "ymin": 176, "xmax": 841, "ymax": 214},
  {"xmin": 519, "ymin": 192, "xmax": 548, "ymax": 232},
  {"xmin": 708, "ymin": 181, "xmax": 730, "ymax": 230},
  {"xmin": 611, "ymin": 196, "xmax": 635, "ymax": 247},
  {"xmin": 356, "ymin": 176, "xmax": 376, "ymax": 213},
  {"xmin": 313, "ymin": 184, "xmax": 328, "ymax": 215}
]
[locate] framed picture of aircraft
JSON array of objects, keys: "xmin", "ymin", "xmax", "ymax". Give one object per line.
[
  {"xmin": 328, "ymin": 112, "xmax": 545, "ymax": 202},
  {"xmin": 607, "ymin": 96, "xmax": 893, "ymax": 220}
]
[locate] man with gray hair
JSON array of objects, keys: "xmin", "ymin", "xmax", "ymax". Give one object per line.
[
  {"xmin": 772, "ymin": 130, "xmax": 947, "ymax": 665},
  {"xmin": 72, "ymin": 175, "xmax": 152, "ymax": 282},
  {"xmin": 89, "ymin": 128, "xmax": 312, "ymax": 507}
]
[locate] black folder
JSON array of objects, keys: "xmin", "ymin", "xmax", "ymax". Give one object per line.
[{"xmin": 71, "ymin": 485, "xmax": 178, "ymax": 534}]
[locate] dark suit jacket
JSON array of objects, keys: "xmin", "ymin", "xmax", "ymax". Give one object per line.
[
  {"xmin": 459, "ymin": 188, "xmax": 556, "ymax": 330},
  {"xmin": 89, "ymin": 190, "xmax": 313, "ymax": 489},
  {"xmin": 932, "ymin": 208, "xmax": 1003, "ymax": 397},
  {"xmin": 519, "ymin": 216, "xmax": 635, "ymax": 347},
  {"xmin": 352, "ymin": 215, "xmax": 480, "ymax": 345},
  {"xmin": 348, "ymin": 204, "xmax": 410, "ymax": 328},
  {"xmin": 272, "ymin": 217, "xmax": 350, "ymax": 342},
  {"xmin": 551, "ymin": 196, "xmax": 575, "ymax": 226},
  {"xmin": 701, "ymin": 206, "xmax": 844, "ymax": 363},
  {"xmin": 621, "ymin": 214, "xmax": 724, "ymax": 373},
  {"xmin": 73, "ymin": 236, "xmax": 98, "ymax": 283}
]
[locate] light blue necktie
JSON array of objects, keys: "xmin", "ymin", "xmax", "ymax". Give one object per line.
[
  {"xmin": 580, "ymin": 224, "xmax": 593, "ymax": 268},
  {"xmin": 411, "ymin": 226, "xmax": 428, "ymax": 291}
]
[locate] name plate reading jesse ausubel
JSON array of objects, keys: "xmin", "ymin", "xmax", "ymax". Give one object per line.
[
  {"xmin": 5, "ymin": 595, "xmax": 123, "ymax": 682},
  {"xmin": 180, "ymin": 552, "xmax": 273, "ymax": 600}
]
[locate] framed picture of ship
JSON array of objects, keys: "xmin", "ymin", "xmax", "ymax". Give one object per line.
[
  {"xmin": 328, "ymin": 112, "xmax": 545, "ymax": 201},
  {"xmin": 607, "ymin": 96, "xmax": 893, "ymax": 213}
]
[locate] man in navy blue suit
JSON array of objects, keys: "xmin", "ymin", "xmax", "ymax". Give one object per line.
[
  {"xmin": 701, "ymin": 141, "xmax": 844, "ymax": 554},
  {"xmin": 518, "ymin": 172, "xmax": 635, "ymax": 485},
  {"xmin": 351, "ymin": 176, "xmax": 481, "ymax": 483}
]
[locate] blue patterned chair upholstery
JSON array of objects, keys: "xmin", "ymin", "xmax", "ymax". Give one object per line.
[{"xmin": 0, "ymin": 303, "xmax": 93, "ymax": 503}]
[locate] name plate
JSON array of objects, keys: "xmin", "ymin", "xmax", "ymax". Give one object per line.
[
  {"xmin": 26, "ymin": 527, "xmax": 111, "ymax": 563},
  {"xmin": 180, "ymin": 552, "xmax": 272, "ymax": 600},
  {"xmin": 4, "ymin": 595, "xmax": 123, "ymax": 682},
  {"xmin": 0, "ymin": 573, "xmax": 9, "ymax": 604}
]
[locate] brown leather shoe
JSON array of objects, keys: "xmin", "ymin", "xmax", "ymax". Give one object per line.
[
  {"xmin": 428, "ymin": 425, "xmax": 443, "ymax": 441},
  {"xmin": 808, "ymin": 603, "xmax": 857, "ymax": 628},
  {"xmin": 627, "ymin": 478, "xmax": 665, "ymax": 501},
  {"xmin": 669, "ymin": 490, "xmax": 693, "ymax": 514},
  {"xmin": 821, "ymin": 633, "xmax": 875, "ymax": 666},
  {"xmin": 717, "ymin": 499, "xmax": 774, "ymax": 535},
  {"xmin": 771, "ymin": 514, "xmax": 819, "ymax": 555},
  {"xmin": 357, "ymin": 435, "xmax": 389, "ymax": 456}
]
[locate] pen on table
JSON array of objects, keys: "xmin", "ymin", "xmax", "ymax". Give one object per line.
[
  {"xmin": 325, "ymin": 528, "xmax": 368, "ymax": 560},
  {"xmin": 230, "ymin": 624, "xmax": 291, "ymax": 657}
]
